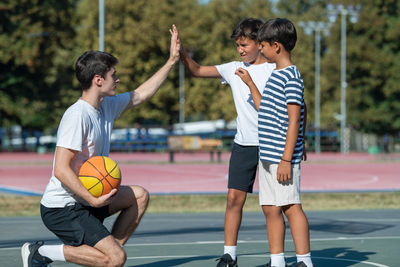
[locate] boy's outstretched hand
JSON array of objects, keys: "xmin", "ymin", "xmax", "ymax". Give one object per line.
[{"xmin": 169, "ymin": 24, "xmax": 181, "ymax": 63}]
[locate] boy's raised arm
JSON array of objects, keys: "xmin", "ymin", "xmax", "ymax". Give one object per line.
[{"xmin": 175, "ymin": 26, "xmax": 221, "ymax": 78}]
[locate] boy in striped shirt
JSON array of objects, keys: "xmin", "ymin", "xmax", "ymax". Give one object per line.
[{"xmin": 235, "ymin": 18, "xmax": 312, "ymax": 267}]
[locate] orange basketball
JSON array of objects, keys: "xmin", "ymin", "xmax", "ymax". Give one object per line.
[{"xmin": 78, "ymin": 156, "xmax": 121, "ymax": 197}]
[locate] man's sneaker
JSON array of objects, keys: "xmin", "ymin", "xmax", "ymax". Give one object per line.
[
  {"xmin": 295, "ymin": 262, "xmax": 309, "ymax": 267},
  {"xmin": 263, "ymin": 261, "xmax": 288, "ymax": 267},
  {"xmin": 216, "ymin": 253, "xmax": 238, "ymax": 267},
  {"xmin": 21, "ymin": 241, "xmax": 53, "ymax": 267}
]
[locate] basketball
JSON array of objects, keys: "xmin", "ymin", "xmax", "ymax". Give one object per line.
[{"xmin": 78, "ymin": 156, "xmax": 121, "ymax": 197}]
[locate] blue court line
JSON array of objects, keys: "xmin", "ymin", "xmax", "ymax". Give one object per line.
[
  {"xmin": 0, "ymin": 186, "xmax": 42, "ymax": 196},
  {"xmin": 1, "ymin": 187, "xmax": 398, "ymax": 197},
  {"xmin": 150, "ymin": 188, "xmax": 400, "ymax": 196}
]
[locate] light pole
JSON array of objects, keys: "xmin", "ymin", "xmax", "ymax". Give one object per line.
[
  {"xmin": 99, "ymin": 0, "xmax": 105, "ymax": 51},
  {"xmin": 179, "ymin": 61, "xmax": 185, "ymax": 125},
  {"xmin": 299, "ymin": 21, "xmax": 331, "ymax": 153},
  {"xmin": 327, "ymin": 4, "xmax": 361, "ymax": 153},
  {"xmin": 178, "ymin": 51, "xmax": 193, "ymax": 126}
]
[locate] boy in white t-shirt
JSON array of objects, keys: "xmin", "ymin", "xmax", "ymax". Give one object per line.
[
  {"xmin": 176, "ymin": 18, "xmax": 275, "ymax": 267},
  {"xmin": 21, "ymin": 26, "xmax": 180, "ymax": 267}
]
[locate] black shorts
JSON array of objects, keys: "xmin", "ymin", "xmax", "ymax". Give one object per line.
[
  {"xmin": 41, "ymin": 203, "xmax": 111, "ymax": 247},
  {"xmin": 228, "ymin": 143, "xmax": 259, "ymax": 193}
]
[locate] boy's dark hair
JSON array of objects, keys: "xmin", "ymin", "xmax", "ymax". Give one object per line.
[
  {"xmin": 231, "ymin": 18, "xmax": 264, "ymax": 41},
  {"xmin": 257, "ymin": 18, "xmax": 297, "ymax": 52},
  {"xmin": 75, "ymin": 51, "xmax": 118, "ymax": 90}
]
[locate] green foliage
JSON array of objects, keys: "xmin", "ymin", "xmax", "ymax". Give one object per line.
[
  {"xmin": 0, "ymin": 0, "xmax": 78, "ymax": 130},
  {"xmin": 346, "ymin": 0, "xmax": 400, "ymax": 134},
  {"xmin": 284, "ymin": 0, "xmax": 400, "ymax": 135},
  {"xmin": 1, "ymin": 0, "xmax": 400, "ymax": 137},
  {"xmin": 74, "ymin": 0, "xmax": 274, "ymax": 127}
]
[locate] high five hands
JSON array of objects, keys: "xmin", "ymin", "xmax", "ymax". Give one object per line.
[{"xmin": 169, "ymin": 24, "xmax": 181, "ymax": 63}]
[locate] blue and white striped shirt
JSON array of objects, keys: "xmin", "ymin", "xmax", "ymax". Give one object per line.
[{"xmin": 258, "ymin": 65, "xmax": 305, "ymax": 164}]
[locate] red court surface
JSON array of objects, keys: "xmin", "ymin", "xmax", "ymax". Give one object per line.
[{"xmin": 0, "ymin": 152, "xmax": 399, "ymax": 195}]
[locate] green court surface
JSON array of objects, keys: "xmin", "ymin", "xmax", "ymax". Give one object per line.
[{"xmin": 1, "ymin": 210, "xmax": 399, "ymax": 266}]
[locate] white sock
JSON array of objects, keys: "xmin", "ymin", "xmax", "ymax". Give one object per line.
[
  {"xmin": 224, "ymin": 245, "xmax": 237, "ymax": 260},
  {"xmin": 38, "ymin": 244, "xmax": 65, "ymax": 262},
  {"xmin": 297, "ymin": 252, "xmax": 313, "ymax": 267},
  {"xmin": 271, "ymin": 253, "xmax": 286, "ymax": 267}
]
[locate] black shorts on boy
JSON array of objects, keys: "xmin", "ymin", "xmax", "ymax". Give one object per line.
[{"xmin": 228, "ymin": 143, "xmax": 259, "ymax": 193}]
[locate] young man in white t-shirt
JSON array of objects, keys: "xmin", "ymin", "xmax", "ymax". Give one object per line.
[
  {"xmin": 21, "ymin": 26, "xmax": 180, "ymax": 267},
  {"xmin": 176, "ymin": 18, "xmax": 275, "ymax": 267}
]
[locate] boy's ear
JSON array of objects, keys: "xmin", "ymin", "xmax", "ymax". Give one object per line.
[
  {"xmin": 93, "ymin": 74, "xmax": 103, "ymax": 86},
  {"xmin": 273, "ymin": 42, "xmax": 282, "ymax": 54}
]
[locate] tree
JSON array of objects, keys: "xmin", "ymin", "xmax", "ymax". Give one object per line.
[
  {"xmin": 3, "ymin": 0, "xmax": 399, "ymax": 138},
  {"xmin": 280, "ymin": 0, "xmax": 400, "ymax": 135},
  {"xmin": 0, "ymin": 0, "xmax": 79, "ymax": 132},
  {"xmin": 74, "ymin": 0, "xmax": 274, "ymax": 127},
  {"xmin": 345, "ymin": 0, "xmax": 400, "ymax": 134}
]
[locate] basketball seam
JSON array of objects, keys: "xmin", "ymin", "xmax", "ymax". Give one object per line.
[
  {"xmin": 102, "ymin": 157, "xmax": 118, "ymax": 190},
  {"xmin": 107, "ymin": 162, "xmax": 121, "ymax": 179},
  {"xmin": 79, "ymin": 176, "xmax": 102, "ymax": 192},
  {"xmin": 86, "ymin": 158, "xmax": 107, "ymax": 195},
  {"xmin": 87, "ymin": 160, "xmax": 106, "ymax": 180},
  {"xmin": 80, "ymin": 157, "xmax": 120, "ymax": 197}
]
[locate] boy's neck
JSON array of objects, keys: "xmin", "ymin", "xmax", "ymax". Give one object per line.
[
  {"xmin": 247, "ymin": 54, "xmax": 267, "ymax": 65},
  {"xmin": 274, "ymin": 55, "xmax": 292, "ymax": 70}
]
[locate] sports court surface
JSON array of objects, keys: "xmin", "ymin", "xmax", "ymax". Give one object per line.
[
  {"xmin": 0, "ymin": 210, "xmax": 399, "ymax": 266},
  {"xmin": 0, "ymin": 152, "xmax": 399, "ymax": 266}
]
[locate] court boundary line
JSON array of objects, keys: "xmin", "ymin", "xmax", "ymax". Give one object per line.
[
  {"xmin": 0, "ymin": 186, "xmax": 42, "ymax": 196},
  {"xmin": 123, "ymin": 235, "xmax": 400, "ymax": 247},
  {"xmin": 1, "ymin": 187, "xmax": 399, "ymax": 197},
  {"xmin": 2, "ymin": 237, "xmax": 396, "ymax": 267},
  {"xmin": 2, "ymin": 235, "xmax": 399, "ymax": 250},
  {"xmin": 125, "ymin": 254, "xmax": 389, "ymax": 267}
]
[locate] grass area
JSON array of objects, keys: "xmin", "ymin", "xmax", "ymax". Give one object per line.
[{"xmin": 0, "ymin": 192, "xmax": 399, "ymax": 216}]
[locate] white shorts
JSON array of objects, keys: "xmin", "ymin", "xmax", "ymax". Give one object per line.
[{"xmin": 258, "ymin": 160, "xmax": 301, "ymax": 206}]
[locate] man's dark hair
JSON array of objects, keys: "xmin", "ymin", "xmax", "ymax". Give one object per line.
[
  {"xmin": 231, "ymin": 18, "xmax": 264, "ymax": 41},
  {"xmin": 75, "ymin": 51, "xmax": 118, "ymax": 90},
  {"xmin": 257, "ymin": 18, "xmax": 297, "ymax": 52}
]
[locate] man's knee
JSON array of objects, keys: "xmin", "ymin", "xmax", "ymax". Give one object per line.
[
  {"xmin": 132, "ymin": 185, "xmax": 149, "ymax": 207},
  {"xmin": 95, "ymin": 236, "xmax": 127, "ymax": 267},
  {"xmin": 101, "ymin": 249, "xmax": 126, "ymax": 267},
  {"xmin": 109, "ymin": 248, "xmax": 126, "ymax": 267}
]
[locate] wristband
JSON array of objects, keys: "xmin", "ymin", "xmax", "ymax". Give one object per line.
[{"xmin": 281, "ymin": 158, "xmax": 292, "ymax": 163}]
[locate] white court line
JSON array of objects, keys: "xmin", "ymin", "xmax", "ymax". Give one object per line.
[
  {"xmin": 0, "ymin": 246, "xmax": 390, "ymax": 266},
  {"xmin": 331, "ymin": 218, "xmax": 400, "ymax": 222},
  {"xmin": 311, "ymin": 256, "xmax": 388, "ymax": 267},
  {"xmin": 120, "ymin": 235, "xmax": 400, "ymax": 247},
  {"xmin": 126, "ymin": 254, "xmax": 389, "ymax": 267},
  {"xmin": 2, "ymin": 236, "xmax": 399, "ymax": 250},
  {"xmin": 1, "ymin": 238, "xmax": 394, "ymax": 267}
]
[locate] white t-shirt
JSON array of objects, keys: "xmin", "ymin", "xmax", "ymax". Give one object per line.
[
  {"xmin": 216, "ymin": 61, "xmax": 275, "ymax": 146},
  {"xmin": 41, "ymin": 93, "xmax": 130, "ymax": 208}
]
